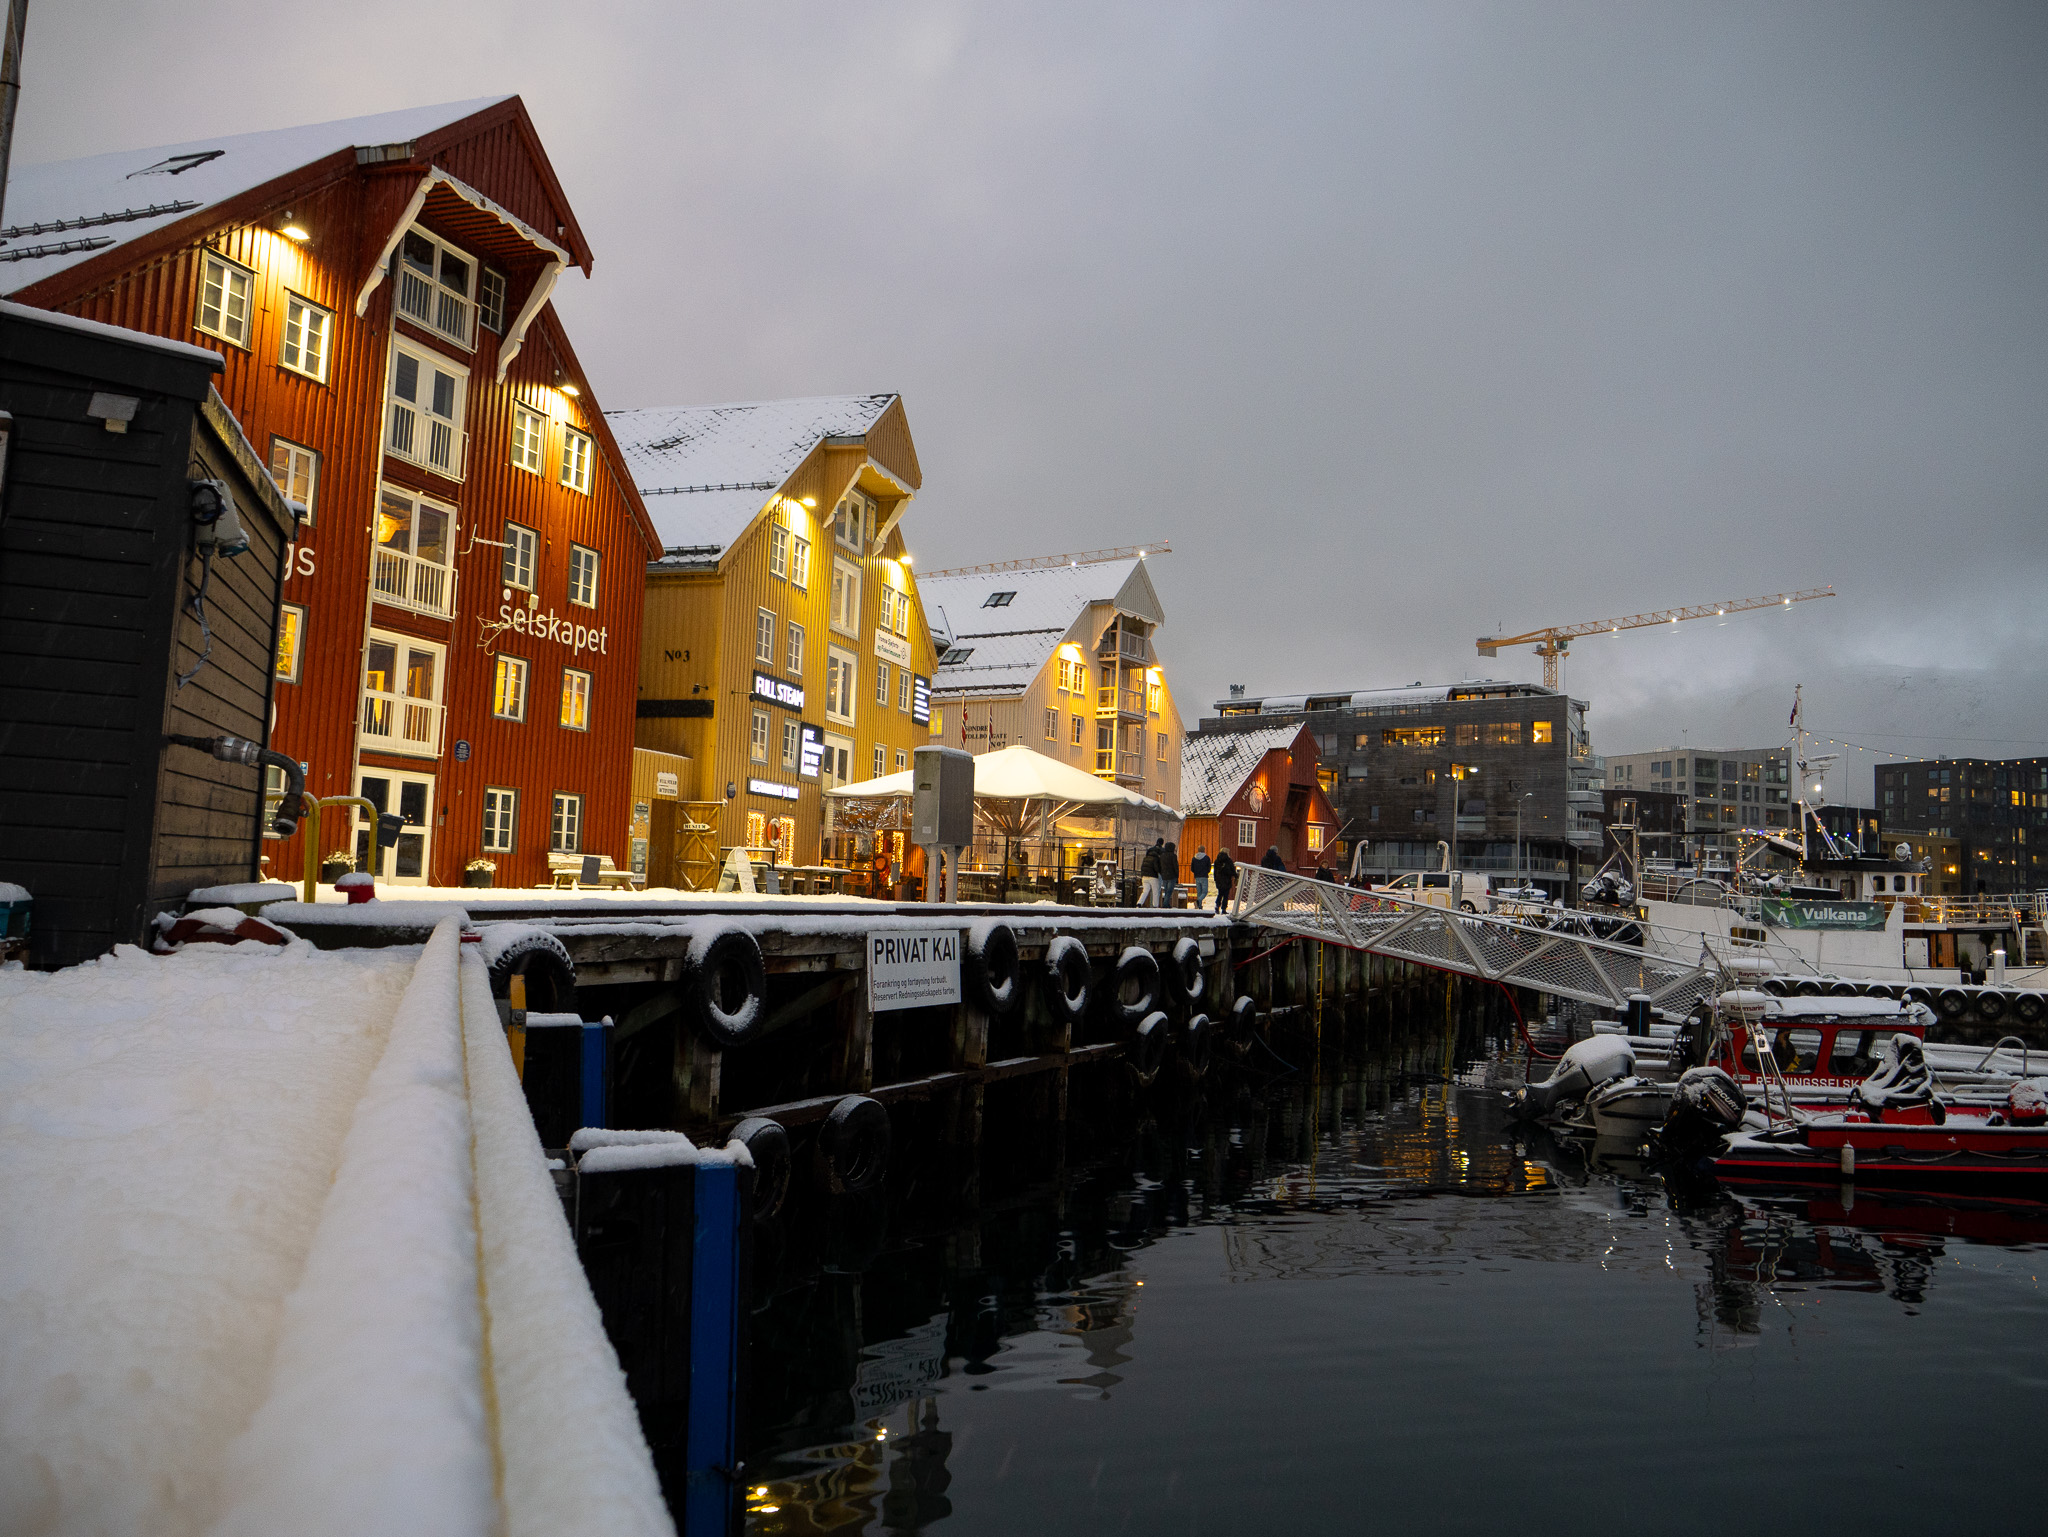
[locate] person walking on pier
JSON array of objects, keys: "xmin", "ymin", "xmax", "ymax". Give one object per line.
[
  {"xmin": 1139, "ymin": 838, "xmax": 1163, "ymax": 906},
  {"xmin": 1261, "ymin": 845, "xmax": 1286, "ymax": 872},
  {"xmin": 1190, "ymin": 845, "xmax": 1211, "ymax": 908},
  {"xmin": 1162, "ymin": 840, "xmax": 1181, "ymax": 909},
  {"xmin": 1212, "ymin": 847, "xmax": 1236, "ymax": 912}
]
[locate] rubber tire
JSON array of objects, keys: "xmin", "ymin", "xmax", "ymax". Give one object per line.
[
  {"xmin": 1043, "ymin": 939, "xmax": 1091, "ymax": 1026},
  {"xmin": 488, "ymin": 930, "xmax": 576, "ymax": 1014},
  {"xmin": 1180, "ymin": 1013, "xmax": 1213, "ymax": 1079},
  {"xmin": 1229, "ymin": 994, "xmax": 1258, "ymax": 1039},
  {"xmin": 2015, "ymin": 993, "xmax": 2045, "ymax": 1028},
  {"xmin": 1172, "ymin": 936, "xmax": 1206, "ymax": 1005},
  {"xmin": 1937, "ymin": 988, "xmax": 1971, "ymax": 1021},
  {"xmin": 1794, "ymin": 979, "xmax": 1824, "ymax": 997},
  {"xmin": 817, "ymin": 1094, "xmax": 890, "ymax": 1195},
  {"xmin": 1113, "ymin": 948, "xmax": 1160, "ymax": 1025},
  {"xmin": 1903, "ymin": 986, "xmax": 1934, "ymax": 1007},
  {"xmin": 1459, "ymin": 901, "xmax": 1478, "ymax": 913},
  {"xmin": 688, "ymin": 928, "xmax": 768, "ymax": 1048},
  {"xmin": 1861, "ymin": 983, "xmax": 1898, "ymax": 1000},
  {"xmin": 965, "ymin": 923, "xmax": 1021, "ymax": 1017},
  {"xmin": 1976, "ymin": 990, "xmax": 2009, "ymax": 1024},
  {"xmin": 1129, "ymin": 1010, "xmax": 1170, "ymax": 1085},
  {"xmin": 1764, "ymin": 978, "xmax": 1791, "ymax": 997},
  {"xmin": 728, "ymin": 1117, "xmax": 791, "ymax": 1221},
  {"xmin": 1828, "ymin": 980, "xmax": 1860, "ymax": 997}
]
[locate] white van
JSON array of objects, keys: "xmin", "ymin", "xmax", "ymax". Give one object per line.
[{"xmin": 1377, "ymin": 871, "xmax": 1498, "ymax": 912}]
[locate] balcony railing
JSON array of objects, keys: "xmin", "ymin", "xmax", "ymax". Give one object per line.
[
  {"xmin": 360, "ymin": 690, "xmax": 445, "ymax": 757},
  {"xmin": 1096, "ymin": 687, "xmax": 1145, "ymax": 719},
  {"xmin": 387, "ymin": 397, "xmax": 468, "ymax": 481},
  {"xmin": 372, "ymin": 546, "xmax": 455, "ymax": 618},
  {"xmin": 396, "ymin": 265, "xmax": 476, "ymax": 350}
]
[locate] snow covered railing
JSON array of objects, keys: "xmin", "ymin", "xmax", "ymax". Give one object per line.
[{"xmin": 1229, "ymin": 865, "xmax": 1723, "ymax": 1015}]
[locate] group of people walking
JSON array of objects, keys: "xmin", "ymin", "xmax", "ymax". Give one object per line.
[{"xmin": 1135, "ymin": 837, "xmax": 1283, "ymax": 911}]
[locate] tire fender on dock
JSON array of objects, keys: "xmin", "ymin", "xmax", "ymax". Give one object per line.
[
  {"xmin": 1171, "ymin": 936, "xmax": 1206, "ymax": 1005},
  {"xmin": 1228, "ymin": 994, "xmax": 1258, "ymax": 1042},
  {"xmin": 1179, "ymin": 1013, "xmax": 1213, "ymax": 1078},
  {"xmin": 2015, "ymin": 992, "xmax": 2045, "ymax": 1027},
  {"xmin": 686, "ymin": 927, "xmax": 768, "ymax": 1048},
  {"xmin": 728, "ymin": 1116, "xmax": 791, "ymax": 1220},
  {"xmin": 1129, "ymin": 1010, "xmax": 1170, "ymax": 1085},
  {"xmin": 966, "ymin": 920, "xmax": 1022, "ymax": 1016},
  {"xmin": 1976, "ymin": 990, "xmax": 2009, "ymax": 1023},
  {"xmin": 485, "ymin": 928, "xmax": 577, "ymax": 1014},
  {"xmin": 1043, "ymin": 936, "xmax": 1092, "ymax": 1025},
  {"xmin": 817, "ymin": 1095, "xmax": 890, "ymax": 1195},
  {"xmin": 1113, "ymin": 946, "xmax": 1160, "ymax": 1025},
  {"xmin": 1937, "ymin": 987, "xmax": 1971, "ymax": 1021}
]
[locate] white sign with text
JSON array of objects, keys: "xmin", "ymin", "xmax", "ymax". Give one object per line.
[{"xmin": 866, "ymin": 930, "xmax": 961, "ymax": 1012}]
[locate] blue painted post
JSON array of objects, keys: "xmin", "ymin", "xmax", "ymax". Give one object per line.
[
  {"xmin": 684, "ymin": 1161, "xmax": 743, "ymax": 1536},
  {"xmin": 579, "ymin": 1020, "xmax": 608, "ymax": 1130}
]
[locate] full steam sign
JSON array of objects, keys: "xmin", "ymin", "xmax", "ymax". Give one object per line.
[{"xmin": 867, "ymin": 930, "xmax": 961, "ymax": 1012}]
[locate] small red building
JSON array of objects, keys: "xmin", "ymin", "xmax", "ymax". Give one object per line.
[
  {"xmin": 6, "ymin": 98, "xmax": 659, "ymax": 887},
  {"xmin": 1179, "ymin": 723, "xmax": 1341, "ymax": 874}
]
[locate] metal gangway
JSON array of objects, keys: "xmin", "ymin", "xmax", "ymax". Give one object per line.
[{"xmin": 1229, "ymin": 865, "xmax": 1723, "ymax": 1016}]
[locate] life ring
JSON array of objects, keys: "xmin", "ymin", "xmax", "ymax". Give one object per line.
[
  {"xmin": 1043, "ymin": 937, "xmax": 1092, "ymax": 1026},
  {"xmin": 1171, "ymin": 936, "xmax": 1206, "ymax": 1004},
  {"xmin": 2013, "ymin": 992, "xmax": 2045, "ymax": 1027},
  {"xmin": 1937, "ymin": 987, "xmax": 1971, "ymax": 1021},
  {"xmin": 1976, "ymin": 990, "xmax": 2009, "ymax": 1024},
  {"xmin": 817, "ymin": 1094, "xmax": 890, "ymax": 1195},
  {"xmin": 1179, "ymin": 1013, "xmax": 1213, "ymax": 1078},
  {"xmin": 965, "ymin": 922, "xmax": 1021, "ymax": 1016},
  {"xmin": 487, "ymin": 929, "xmax": 577, "ymax": 1014},
  {"xmin": 1113, "ymin": 947, "xmax": 1160, "ymax": 1025},
  {"xmin": 727, "ymin": 1116, "xmax": 791, "ymax": 1220},
  {"xmin": 686, "ymin": 928, "xmax": 768, "ymax": 1048},
  {"xmin": 1128, "ymin": 1010, "xmax": 1170, "ymax": 1085}
]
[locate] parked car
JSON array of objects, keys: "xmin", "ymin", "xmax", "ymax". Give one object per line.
[{"xmin": 1376, "ymin": 871, "xmax": 1501, "ymax": 912}]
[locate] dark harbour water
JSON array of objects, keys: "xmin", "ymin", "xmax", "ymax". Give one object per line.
[{"xmin": 737, "ymin": 1016, "xmax": 2048, "ymax": 1535}]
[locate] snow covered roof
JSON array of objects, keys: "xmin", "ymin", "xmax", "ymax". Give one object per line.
[
  {"xmin": 1178, "ymin": 724, "xmax": 1303, "ymax": 817},
  {"xmin": 0, "ymin": 298, "xmax": 224, "ymax": 365},
  {"xmin": 606, "ymin": 394, "xmax": 901, "ymax": 554},
  {"xmin": 1218, "ymin": 679, "xmax": 1561, "ymax": 714},
  {"xmin": 3, "ymin": 98, "xmax": 512, "ymax": 296},
  {"xmin": 922, "ymin": 557, "xmax": 1164, "ymax": 699}
]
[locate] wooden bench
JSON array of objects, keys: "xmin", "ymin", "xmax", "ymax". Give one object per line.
[{"xmin": 546, "ymin": 852, "xmax": 641, "ymax": 890}]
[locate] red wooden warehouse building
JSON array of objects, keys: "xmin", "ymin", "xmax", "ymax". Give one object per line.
[
  {"xmin": 6, "ymin": 97, "xmax": 659, "ymax": 887},
  {"xmin": 1178, "ymin": 722, "xmax": 1342, "ymax": 874}
]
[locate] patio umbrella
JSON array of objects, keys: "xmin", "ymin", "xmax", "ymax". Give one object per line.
[{"xmin": 825, "ymin": 744, "xmax": 1178, "ymax": 843}]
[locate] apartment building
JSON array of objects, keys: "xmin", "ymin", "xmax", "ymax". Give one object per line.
[{"xmin": 1878, "ymin": 757, "xmax": 2048, "ymax": 894}]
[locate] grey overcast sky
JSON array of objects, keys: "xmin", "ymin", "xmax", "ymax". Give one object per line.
[{"xmin": 16, "ymin": 2, "xmax": 2047, "ymax": 799}]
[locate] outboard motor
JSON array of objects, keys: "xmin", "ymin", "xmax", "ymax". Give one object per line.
[
  {"xmin": 1514, "ymin": 1036, "xmax": 1635, "ymax": 1119},
  {"xmin": 1850, "ymin": 1035, "xmax": 1940, "ymax": 1123},
  {"xmin": 1660, "ymin": 1066, "xmax": 1748, "ymax": 1152},
  {"xmin": 1582, "ymin": 873, "xmax": 1626, "ymax": 908},
  {"xmin": 1670, "ymin": 1004, "xmax": 1716, "ymax": 1071}
]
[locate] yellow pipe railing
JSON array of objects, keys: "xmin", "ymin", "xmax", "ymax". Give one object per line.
[{"xmin": 299, "ymin": 795, "xmax": 383, "ymax": 903}]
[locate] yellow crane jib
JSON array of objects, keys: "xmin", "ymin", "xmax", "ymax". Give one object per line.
[{"xmin": 1477, "ymin": 586, "xmax": 1836, "ymax": 688}]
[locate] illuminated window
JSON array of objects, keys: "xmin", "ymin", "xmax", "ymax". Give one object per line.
[
  {"xmin": 1383, "ymin": 727, "xmax": 1445, "ymax": 748},
  {"xmin": 560, "ymin": 669, "xmax": 591, "ymax": 731},
  {"xmin": 1306, "ymin": 824, "xmax": 1325, "ymax": 852},
  {"xmin": 746, "ymin": 810, "xmax": 766, "ymax": 848},
  {"xmin": 1532, "ymin": 721, "xmax": 1554, "ymax": 744},
  {"xmin": 275, "ymin": 603, "xmax": 305, "ymax": 682},
  {"xmin": 1456, "ymin": 723, "xmax": 1480, "ymax": 746},
  {"xmin": 279, "ymin": 293, "xmax": 332, "ymax": 381},
  {"xmin": 196, "ymin": 253, "xmax": 253, "ymax": 346},
  {"xmin": 492, "ymin": 655, "xmax": 527, "ymax": 721}
]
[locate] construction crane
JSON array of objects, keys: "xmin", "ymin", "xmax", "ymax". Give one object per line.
[{"xmin": 1477, "ymin": 587, "xmax": 1836, "ymax": 689}]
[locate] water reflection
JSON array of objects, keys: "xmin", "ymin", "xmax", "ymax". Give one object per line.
[{"xmin": 737, "ymin": 1013, "xmax": 2048, "ymax": 1535}]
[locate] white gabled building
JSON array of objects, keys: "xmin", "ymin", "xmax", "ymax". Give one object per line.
[{"xmin": 920, "ymin": 551, "xmax": 1183, "ymax": 811}]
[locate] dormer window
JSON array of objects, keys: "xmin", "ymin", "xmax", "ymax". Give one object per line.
[
  {"xmin": 982, "ymin": 591, "xmax": 1015, "ymax": 608},
  {"xmin": 940, "ymin": 646, "xmax": 974, "ymax": 665},
  {"xmin": 834, "ymin": 490, "xmax": 872, "ymax": 551},
  {"xmin": 395, "ymin": 227, "xmax": 476, "ymax": 349}
]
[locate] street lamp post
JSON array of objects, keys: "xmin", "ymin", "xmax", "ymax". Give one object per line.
[{"xmin": 1517, "ymin": 791, "xmax": 1533, "ymax": 888}]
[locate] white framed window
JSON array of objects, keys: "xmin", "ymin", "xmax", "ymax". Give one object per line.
[
  {"xmin": 502, "ymin": 522, "xmax": 536, "ymax": 590},
  {"xmin": 268, "ymin": 438, "xmax": 319, "ymax": 524},
  {"xmin": 560, "ymin": 427, "xmax": 593, "ymax": 493},
  {"xmin": 478, "ymin": 267, "xmax": 507, "ymax": 333},
  {"xmin": 781, "ymin": 720, "xmax": 800, "ymax": 768},
  {"xmin": 1058, "ymin": 658, "xmax": 1088, "ymax": 694},
  {"xmin": 897, "ymin": 669, "xmax": 911, "ymax": 712},
  {"xmin": 568, "ymin": 545, "xmax": 599, "ymax": 608},
  {"xmin": 786, "ymin": 622, "xmax": 804, "ymax": 676},
  {"xmin": 1157, "ymin": 732, "xmax": 1168, "ymax": 762},
  {"xmin": 770, "ymin": 523, "xmax": 789, "ymax": 579},
  {"xmin": 878, "ymin": 585, "xmax": 897, "ymax": 634},
  {"xmin": 493, "ymin": 654, "xmax": 527, "ymax": 721},
  {"xmin": 560, "ymin": 668, "xmax": 591, "ymax": 731},
  {"xmin": 372, "ymin": 484, "xmax": 456, "ymax": 618},
  {"xmin": 1044, "ymin": 707, "xmax": 1057, "ymax": 740},
  {"xmin": 1237, "ymin": 819, "xmax": 1257, "ymax": 848},
  {"xmin": 482, "ymin": 787, "xmax": 517, "ymax": 852},
  {"xmin": 1148, "ymin": 683, "xmax": 1162, "ymax": 715},
  {"xmin": 751, "ymin": 709, "xmax": 770, "ymax": 762},
  {"xmin": 875, "ymin": 660, "xmax": 890, "ymax": 705},
  {"xmin": 1306, "ymin": 824, "xmax": 1325, "ymax": 853},
  {"xmin": 196, "ymin": 252, "xmax": 252, "ymax": 347},
  {"xmin": 550, "ymin": 792, "xmax": 582, "ymax": 854},
  {"xmin": 790, "ymin": 535, "xmax": 811, "ymax": 589},
  {"xmin": 892, "ymin": 586, "xmax": 909, "ymax": 636},
  {"xmin": 279, "ymin": 293, "xmax": 332, "ymax": 382},
  {"xmin": 275, "ymin": 603, "xmax": 305, "ymax": 683},
  {"xmin": 825, "ymin": 648, "xmax": 857, "ymax": 725},
  {"xmin": 874, "ymin": 745, "xmax": 886, "ymax": 778},
  {"xmin": 834, "ymin": 490, "xmax": 871, "ymax": 550},
  {"xmin": 360, "ymin": 630, "xmax": 446, "ymax": 756},
  {"xmin": 895, "ymin": 750, "xmax": 907, "ymax": 771},
  {"xmin": 1071, "ymin": 714, "xmax": 1084, "ymax": 745},
  {"xmin": 396, "ymin": 225, "xmax": 477, "ymax": 349},
  {"xmin": 386, "ymin": 338, "xmax": 468, "ymax": 480},
  {"xmin": 511, "ymin": 405, "xmax": 545, "ymax": 474},
  {"xmin": 831, "ymin": 558, "xmax": 861, "ymax": 636},
  {"xmin": 756, "ymin": 608, "xmax": 776, "ymax": 665}
]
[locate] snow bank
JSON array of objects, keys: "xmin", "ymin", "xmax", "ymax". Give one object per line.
[
  {"xmin": 0, "ymin": 938, "xmax": 417, "ymax": 1536},
  {"xmin": 457, "ymin": 946, "xmax": 674, "ymax": 1537},
  {"xmin": 210, "ymin": 918, "xmax": 493, "ymax": 1537},
  {"xmin": 185, "ymin": 882, "xmax": 298, "ymax": 906}
]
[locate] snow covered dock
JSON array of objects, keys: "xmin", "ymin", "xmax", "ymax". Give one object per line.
[{"xmin": 0, "ymin": 920, "xmax": 673, "ymax": 1537}]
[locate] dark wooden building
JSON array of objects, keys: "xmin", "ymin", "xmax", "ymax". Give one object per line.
[{"xmin": 0, "ymin": 303, "xmax": 296, "ymax": 966}]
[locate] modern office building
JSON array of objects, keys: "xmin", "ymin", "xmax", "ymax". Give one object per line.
[
  {"xmin": 1604, "ymin": 746, "xmax": 1793, "ymax": 855},
  {"xmin": 1877, "ymin": 758, "xmax": 2048, "ymax": 895}
]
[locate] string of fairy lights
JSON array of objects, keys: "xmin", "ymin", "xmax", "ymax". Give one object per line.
[{"xmin": 1798, "ymin": 727, "xmax": 2048, "ymax": 766}]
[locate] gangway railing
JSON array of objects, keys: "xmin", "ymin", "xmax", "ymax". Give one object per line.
[{"xmin": 1229, "ymin": 865, "xmax": 1725, "ymax": 1016}]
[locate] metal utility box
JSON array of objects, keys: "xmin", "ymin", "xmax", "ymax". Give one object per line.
[{"xmin": 912, "ymin": 746, "xmax": 975, "ymax": 848}]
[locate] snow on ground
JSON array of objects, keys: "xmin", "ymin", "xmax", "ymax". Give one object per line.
[{"xmin": 0, "ymin": 938, "xmax": 416, "ymax": 1536}]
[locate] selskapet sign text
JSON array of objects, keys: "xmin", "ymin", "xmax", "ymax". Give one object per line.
[
  {"xmin": 867, "ymin": 930, "xmax": 961, "ymax": 1012},
  {"xmin": 498, "ymin": 601, "xmax": 610, "ymax": 657}
]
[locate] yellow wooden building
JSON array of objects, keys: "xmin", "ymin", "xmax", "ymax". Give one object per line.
[{"xmin": 611, "ymin": 395, "xmax": 937, "ymax": 872}]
